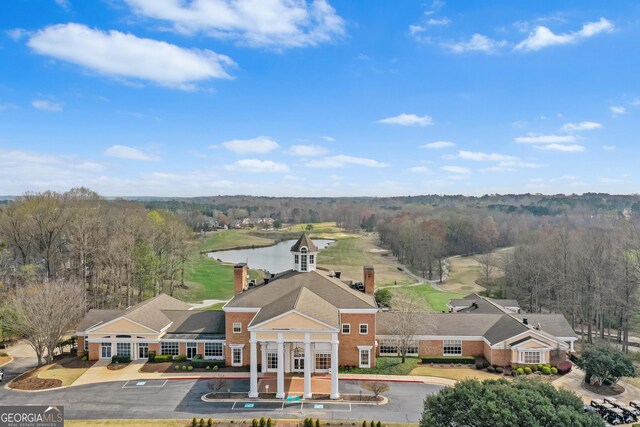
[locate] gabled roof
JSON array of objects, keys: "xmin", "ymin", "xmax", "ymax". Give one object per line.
[
  {"xmin": 249, "ymin": 287, "xmax": 339, "ymax": 329},
  {"xmin": 512, "ymin": 314, "xmax": 576, "ymax": 338},
  {"xmin": 290, "ymin": 233, "xmax": 318, "ymax": 252},
  {"xmin": 483, "ymin": 315, "xmax": 530, "ymax": 344},
  {"xmin": 80, "ymin": 294, "xmax": 192, "ymax": 333},
  {"xmin": 451, "ymin": 299, "xmax": 506, "ymax": 314},
  {"xmin": 163, "ymin": 310, "xmax": 225, "ymax": 334},
  {"xmin": 226, "ymin": 269, "xmax": 376, "ymax": 310},
  {"xmin": 376, "ymin": 312, "xmax": 503, "ymax": 336}
]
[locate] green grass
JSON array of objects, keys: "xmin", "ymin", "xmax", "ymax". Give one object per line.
[
  {"xmin": 388, "ymin": 285, "xmax": 464, "ymax": 312},
  {"xmin": 180, "ymin": 252, "xmax": 235, "ymax": 302},
  {"xmin": 199, "ymin": 229, "xmax": 276, "ymax": 252},
  {"xmin": 340, "ymin": 357, "xmax": 420, "ymax": 375},
  {"xmin": 282, "ymin": 222, "xmax": 344, "ymax": 233}
]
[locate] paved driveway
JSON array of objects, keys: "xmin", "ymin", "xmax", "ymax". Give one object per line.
[{"xmin": 0, "ymin": 378, "xmax": 440, "ymax": 423}]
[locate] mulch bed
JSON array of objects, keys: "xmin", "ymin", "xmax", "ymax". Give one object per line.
[
  {"xmin": 55, "ymin": 355, "xmax": 96, "ymax": 369},
  {"xmin": 583, "ymin": 382, "xmax": 625, "ymax": 396},
  {"xmin": 107, "ymin": 363, "xmax": 129, "ymax": 371},
  {"xmin": 140, "ymin": 361, "xmax": 173, "ymax": 373},
  {"xmin": 9, "ymin": 368, "xmax": 62, "ymax": 390}
]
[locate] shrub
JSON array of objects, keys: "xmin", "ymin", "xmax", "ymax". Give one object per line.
[
  {"xmin": 550, "ymin": 367, "xmax": 558, "ymax": 375},
  {"xmin": 206, "ymin": 366, "xmax": 211, "ymax": 370},
  {"xmin": 208, "ymin": 418, "xmax": 213, "ymax": 427},
  {"xmin": 191, "ymin": 360, "xmax": 225, "ymax": 369},
  {"xmin": 182, "ymin": 365, "xmax": 187, "ymax": 370},
  {"xmin": 213, "ymin": 365, "xmax": 219, "ymax": 371},
  {"xmin": 530, "ymin": 365, "xmax": 538, "ymax": 372},
  {"xmin": 524, "ymin": 367, "xmax": 532, "ymax": 375},
  {"xmin": 174, "ymin": 365, "xmax": 180, "ymax": 370},
  {"xmin": 557, "ymin": 361, "xmax": 572, "ymax": 374},
  {"xmin": 376, "ymin": 422, "xmax": 382, "ymax": 427},
  {"xmin": 510, "ymin": 364, "xmax": 518, "ymax": 371},
  {"xmin": 199, "ymin": 418, "xmax": 205, "ymax": 427},
  {"xmin": 542, "ymin": 367, "xmax": 551, "ymax": 375},
  {"xmin": 111, "ymin": 355, "xmax": 131, "ymax": 364},
  {"xmin": 362, "ymin": 421, "xmax": 367, "ymax": 427},
  {"xmin": 252, "ymin": 419, "xmax": 258, "ymax": 427},
  {"xmin": 148, "ymin": 351, "xmax": 156, "ymax": 362},
  {"xmin": 516, "ymin": 368, "xmax": 524, "ymax": 375},
  {"xmin": 192, "ymin": 417, "xmax": 197, "ymax": 427},
  {"xmin": 81, "ymin": 355, "xmax": 88, "ymax": 361},
  {"xmin": 267, "ymin": 418, "xmax": 272, "ymax": 427},
  {"xmin": 495, "ymin": 367, "xmax": 504, "ymax": 374},
  {"xmin": 153, "ymin": 354, "xmax": 173, "ymax": 363},
  {"xmin": 537, "ymin": 364, "xmax": 544, "ymax": 371},
  {"xmin": 193, "ymin": 354, "xmax": 203, "ymax": 360},
  {"xmin": 188, "ymin": 366, "xmax": 194, "ymax": 371},
  {"xmin": 422, "ymin": 356, "xmax": 475, "ymax": 364},
  {"xmin": 175, "ymin": 355, "xmax": 187, "ymax": 362},
  {"xmin": 486, "ymin": 366, "xmax": 496, "ymax": 373},
  {"xmin": 316, "ymin": 419, "xmax": 321, "ymax": 427}
]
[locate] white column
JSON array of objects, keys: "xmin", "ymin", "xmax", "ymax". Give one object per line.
[
  {"xmin": 330, "ymin": 334, "xmax": 340, "ymax": 399},
  {"xmin": 276, "ymin": 333, "xmax": 285, "ymax": 399},
  {"xmin": 249, "ymin": 333, "xmax": 258, "ymax": 398},
  {"xmin": 304, "ymin": 333, "xmax": 312, "ymax": 399},
  {"xmin": 261, "ymin": 343, "xmax": 267, "ymax": 373}
]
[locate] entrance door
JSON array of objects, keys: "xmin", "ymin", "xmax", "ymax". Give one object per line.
[
  {"xmin": 138, "ymin": 343, "xmax": 149, "ymax": 359},
  {"xmin": 293, "ymin": 356, "xmax": 304, "ymax": 372},
  {"xmin": 187, "ymin": 342, "xmax": 198, "ymax": 359},
  {"xmin": 101, "ymin": 343, "xmax": 112, "ymax": 359}
]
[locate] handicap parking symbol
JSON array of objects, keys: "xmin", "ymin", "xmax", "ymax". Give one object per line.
[
  {"xmin": 313, "ymin": 404, "xmax": 324, "ymax": 409},
  {"xmin": 244, "ymin": 403, "xmax": 255, "ymax": 408}
]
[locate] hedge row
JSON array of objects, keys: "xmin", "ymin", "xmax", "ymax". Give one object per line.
[
  {"xmin": 422, "ymin": 356, "xmax": 475, "ymax": 364},
  {"xmin": 191, "ymin": 360, "xmax": 225, "ymax": 369},
  {"xmin": 111, "ymin": 355, "xmax": 131, "ymax": 364}
]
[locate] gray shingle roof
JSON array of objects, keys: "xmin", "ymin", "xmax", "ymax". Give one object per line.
[
  {"xmin": 290, "ymin": 233, "xmax": 318, "ymax": 252},
  {"xmin": 226, "ymin": 269, "xmax": 376, "ymax": 310},
  {"xmin": 76, "ymin": 309, "xmax": 124, "ymax": 331},
  {"xmin": 163, "ymin": 310, "xmax": 225, "ymax": 334},
  {"xmin": 483, "ymin": 315, "xmax": 530, "ymax": 344},
  {"xmin": 376, "ymin": 312, "xmax": 503, "ymax": 336},
  {"xmin": 453, "ymin": 299, "xmax": 506, "ymax": 314},
  {"xmin": 513, "ymin": 314, "xmax": 576, "ymax": 338}
]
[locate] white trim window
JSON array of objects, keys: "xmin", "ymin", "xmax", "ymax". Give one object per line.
[
  {"xmin": 266, "ymin": 351, "xmax": 278, "ymax": 370},
  {"xmin": 523, "ymin": 351, "xmax": 541, "ymax": 364},
  {"xmin": 359, "ymin": 323, "xmax": 368, "ymax": 335},
  {"xmin": 443, "ymin": 339, "xmax": 462, "ymax": 356},
  {"xmin": 83, "ymin": 336, "xmax": 89, "ymax": 353},
  {"xmin": 342, "ymin": 323, "xmax": 351, "ymax": 334},
  {"xmin": 232, "ymin": 347, "xmax": 243, "ymax": 366},
  {"xmin": 204, "ymin": 342, "xmax": 224, "ymax": 359},
  {"xmin": 315, "ymin": 353, "xmax": 331, "ymax": 371},
  {"xmin": 160, "ymin": 341, "xmax": 179, "ymax": 356},
  {"xmin": 359, "ymin": 348, "xmax": 371, "ymax": 368},
  {"xmin": 116, "ymin": 342, "xmax": 131, "ymax": 357},
  {"xmin": 100, "ymin": 342, "xmax": 112, "ymax": 359},
  {"xmin": 233, "ymin": 322, "xmax": 242, "ymax": 334}
]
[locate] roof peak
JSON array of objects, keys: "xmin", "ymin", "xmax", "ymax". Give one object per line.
[{"xmin": 290, "ymin": 232, "xmax": 318, "ymax": 252}]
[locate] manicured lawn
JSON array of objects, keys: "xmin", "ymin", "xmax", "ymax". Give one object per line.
[
  {"xmin": 410, "ymin": 366, "xmax": 505, "ymax": 381},
  {"xmin": 283, "ymin": 222, "xmax": 344, "ymax": 233},
  {"xmin": 340, "ymin": 357, "xmax": 420, "ymax": 375},
  {"xmin": 318, "ymin": 235, "xmax": 414, "ymax": 286},
  {"xmin": 181, "ymin": 252, "xmax": 235, "ymax": 302},
  {"xmin": 387, "ymin": 285, "xmax": 464, "ymax": 312},
  {"xmin": 200, "ymin": 229, "xmax": 276, "ymax": 252},
  {"xmin": 38, "ymin": 363, "xmax": 90, "ymax": 386}
]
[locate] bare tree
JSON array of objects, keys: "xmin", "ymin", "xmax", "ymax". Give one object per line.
[
  {"xmin": 208, "ymin": 379, "xmax": 229, "ymax": 393},
  {"xmin": 6, "ymin": 280, "xmax": 85, "ymax": 366},
  {"xmin": 474, "ymin": 253, "xmax": 494, "ymax": 287},
  {"xmin": 361, "ymin": 381, "xmax": 390, "ymax": 398},
  {"xmin": 389, "ymin": 290, "xmax": 421, "ymax": 363}
]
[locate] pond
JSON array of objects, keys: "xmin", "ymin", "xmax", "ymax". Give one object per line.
[{"xmin": 207, "ymin": 238, "xmax": 335, "ymax": 274}]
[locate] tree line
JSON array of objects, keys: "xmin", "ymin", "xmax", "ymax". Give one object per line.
[{"xmin": 0, "ymin": 187, "xmax": 192, "ymax": 309}]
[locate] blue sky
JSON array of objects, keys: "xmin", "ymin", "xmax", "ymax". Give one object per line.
[{"xmin": 0, "ymin": 0, "xmax": 639, "ymax": 197}]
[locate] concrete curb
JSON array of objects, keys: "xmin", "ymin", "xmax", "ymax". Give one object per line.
[
  {"xmin": 0, "ymin": 355, "xmax": 14, "ymax": 368},
  {"xmin": 201, "ymin": 393, "xmax": 390, "ymax": 406}
]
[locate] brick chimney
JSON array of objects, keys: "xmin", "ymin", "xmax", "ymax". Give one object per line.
[
  {"xmin": 234, "ymin": 263, "xmax": 248, "ymax": 294},
  {"xmin": 363, "ymin": 265, "xmax": 375, "ymax": 295}
]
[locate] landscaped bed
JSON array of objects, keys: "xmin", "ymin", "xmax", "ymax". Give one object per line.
[
  {"xmin": 410, "ymin": 366, "xmax": 503, "ymax": 381},
  {"xmin": 10, "ymin": 355, "xmax": 95, "ymax": 390},
  {"xmin": 340, "ymin": 357, "xmax": 420, "ymax": 376}
]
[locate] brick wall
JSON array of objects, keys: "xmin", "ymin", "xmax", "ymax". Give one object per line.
[
  {"xmin": 77, "ymin": 336, "xmax": 85, "ymax": 357},
  {"xmin": 420, "ymin": 340, "xmax": 443, "ymax": 356},
  {"xmin": 224, "ymin": 312, "xmax": 256, "ymax": 366},
  {"xmin": 462, "ymin": 340, "xmax": 484, "ymax": 357},
  {"xmin": 88, "ymin": 342, "xmax": 100, "ymax": 361},
  {"xmin": 148, "ymin": 342, "xmax": 159, "ymax": 357},
  {"xmin": 339, "ymin": 313, "xmax": 376, "ymax": 368}
]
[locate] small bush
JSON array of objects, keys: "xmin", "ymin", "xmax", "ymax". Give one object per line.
[
  {"xmin": 542, "ymin": 366, "xmax": 551, "ymax": 375},
  {"xmin": 557, "ymin": 361, "xmax": 572, "ymax": 374},
  {"xmin": 111, "ymin": 355, "xmax": 131, "ymax": 364},
  {"xmin": 550, "ymin": 367, "xmax": 558, "ymax": 375},
  {"xmin": 316, "ymin": 419, "xmax": 321, "ymax": 427},
  {"xmin": 510, "ymin": 364, "xmax": 518, "ymax": 371},
  {"xmin": 495, "ymin": 367, "xmax": 504, "ymax": 374},
  {"xmin": 530, "ymin": 365, "xmax": 538, "ymax": 372},
  {"xmin": 153, "ymin": 354, "xmax": 173, "ymax": 363},
  {"xmin": 524, "ymin": 367, "xmax": 532, "ymax": 375},
  {"xmin": 199, "ymin": 418, "xmax": 205, "ymax": 427},
  {"xmin": 188, "ymin": 366, "xmax": 194, "ymax": 371},
  {"xmin": 252, "ymin": 419, "xmax": 258, "ymax": 427},
  {"xmin": 81, "ymin": 355, "xmax": 88, "ymax": 361},
  {"xmin": 206, "ymin": 365, "xmax": 211, "ymax": 370},
  {"xmin": 208, "ymin": 418, "xmax": 213, "ymax": 427},
  {"xmin": 376, "ymin": 422, "xmax": 382, "ymax": 427},
  {"xmin": 182, "ymin": 365, "xmax": 187, "ymax": 370},
  {"xmin": 192, "ymin": 417, "xmax": 197, "ymax": 427},
  {"xmin": 175, "ymin": 355, "xmax": 187, "ymax": 362},
  {"xmin": 267, "ymin": 418, "xmax": 272, "ymax": 427},
  {"xmin": 362, "ymin": 421, "xmax": 367, "ymax": 427},
  {"xmin": 148, "ymin": 351, "xmax": 156, "ymax": 362},
  {"xmin": 486, "ymin": 366, "xmax": 496, "ymax": 373},
  {"xmin": 174, "ymin": 365, "xmax": 180, "ymax": 370},
  {"xmin": 213, "ymin": 365, "xmax": 219, "ymax": 371},
  {"xmin": 516, "ymin": 367, "xmax": 524, "ymax": 375},
  {"xmin": 191, "ymin": 359, "xmax": 225, "ymax": 369}
]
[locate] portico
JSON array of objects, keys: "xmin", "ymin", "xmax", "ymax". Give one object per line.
[{"xmin": 248, "ymin": 324, "xmax": 340, "ymax": 399}]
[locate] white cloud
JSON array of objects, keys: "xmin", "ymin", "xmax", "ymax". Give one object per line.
[
  {"xmin": 407, "ymin": 166, "xmax": 430, "ymax": 173},
  {"xmin": 535, "ymin": 143, "xmax": 585, "ymax": 152},
  {"xmin": 514, "ymin": 133, "xmax": 576, "ymax": 144},
  {"xmin": 420, "ymin": 141, "xmax": 455, "ymax": 149},
  {"xmin": 515, "ymin": 18, "xmax": 614, "ymax": 51},
  {"xmin": 442, "ymin": 165, "xmax": 471, "ymax": 175},
  {"xmin": 377, "ymin": 113, "xmax": 433, "ymax": 126},
  {"xmin": 560, "ymin": 121, "xmax": 602, "ymax": 131},
  {"xmin": 224, "ymin": 159, "xmax": 289, "ymax": 173},
  {"xmin": 321, "ymin": 135, "xmax": 336, "ymax": 142},
  {"xmin": 443, "ymin": 34, "xmax": 507, "ymax": 54},
  {"xmin": 457, "ymin": 150, "xmax": 517, "ymax": 162},
  {"xmin": 603, "ymin": 145, "xmax": 616, "ymax": 151},
  {"xmin": 221, "ymin": 136, "xmax": 280, "ymax": 154},
  {"xmin": 123, "ymin": 0, "xmax": 345, "ymax": 49},
  {"xmin": 409, "ymin": 25, "xmax": 426, "ymax": 35},
  {"xmin": 32, "ymin": 99, "xmax": 63, "ymax": 112},
  {"xmin": 28, "ymin": 23, "xmax": 235, "ymax": 90},
  {"xmin": 6, "ymin": 28, "xmax": 30, "ymax": 41},
  {"xmin": 288, "ymin": 144, "xmax": 328, "ymax": 156},
  {"xmin": 427, "ymin": 18, "xmax": 450, "ymax": 26},
  {"xmin": 104, "ymin": 145, "xmax": 161, "ymax": 161},
  {"xmin": 610, "ymin": 105, "xmax": 627, "ymax": 115},
  {"xmin": 306, "ymin": 155, "xmax": 388, "ymax": 168}
]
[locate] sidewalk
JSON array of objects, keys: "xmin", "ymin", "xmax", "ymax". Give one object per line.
[{"xmin": 552, "ymin": 367, "xmax": 640, "ymax": 404}]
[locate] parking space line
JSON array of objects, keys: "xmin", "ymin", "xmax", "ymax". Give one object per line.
[{"xmin": 121, "ymin": 379, "xmax": 168, "ymax": 389}]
